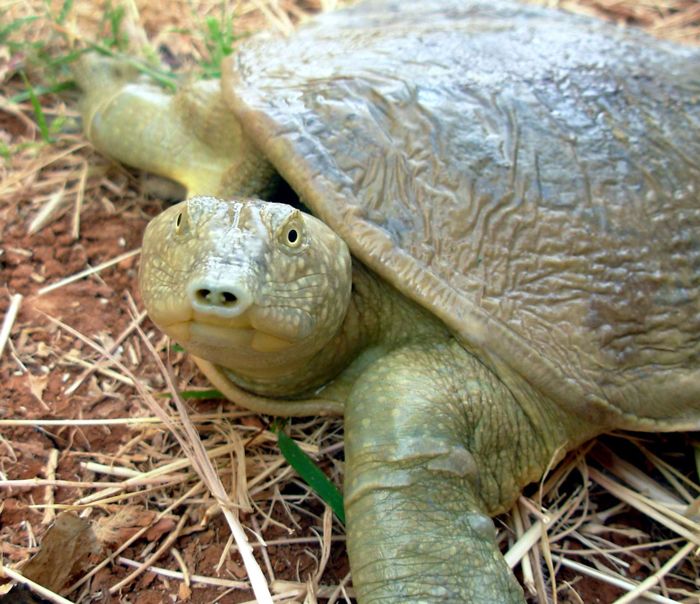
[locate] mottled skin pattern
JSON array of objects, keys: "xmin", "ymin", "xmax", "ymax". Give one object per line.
[{"xmin": 75, "ymin": 0, "xmax": 700, "ymax": 602}]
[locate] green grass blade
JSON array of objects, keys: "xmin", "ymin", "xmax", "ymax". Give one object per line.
[
  {"xmin": 20, "ymin": 72, "xmax": 51, "ymax": 142},
  {"xmin": 156, "ymin": 388, "xmax": 226, "ymax": 400},
  {"xmin": 179, "ymin": 389, "xmax": 223, "ymax": 400},
  {"xmin": 198, "ymin": 11, "xmax": 237, "ymax": 79},
  {"xmin": 56, "ymin": 0, "xmax": 74, "ymax": 25},
  {"xmin": 156, "ymin": 388, "xmax": 222, "ymax": 399},
  {"xmin": 276, "ymin": 429, "xmax": 345, "ymax": 523},
  {"xmin": 104, "ymin": 2, "xmax": 127, "ymax": 51},
  {"xmin": 9, "ymin": 81, "xmax": 76, "ymax": 104},
  {"xmin": 0, "ymin": 16, "xmax": 38, "ymax": 44}
]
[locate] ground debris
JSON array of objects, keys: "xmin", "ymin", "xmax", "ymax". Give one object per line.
[{"xmin": 18, "ymin": 512, "xmax": 101, "ymax": 593}]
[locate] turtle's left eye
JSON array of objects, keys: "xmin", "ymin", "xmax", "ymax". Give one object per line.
[{"xmin": 286, "ymin": 228, "xmax": 299, "ymax": 245}]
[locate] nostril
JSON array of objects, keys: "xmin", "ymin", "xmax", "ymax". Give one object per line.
[
  {"xmin": 195, "ymin": 288, "xmax": 212, "ymax": 303},
  {"xmin": 189, "ymin": 280, "xmax": 251, "ymax": 317},
  {"xmin": 195, "ymin": 288, "xmax": 239, "ymax": 307},
  {"xmin": 221, "ymin": 291, "xmax": 237, "ymax": 304}
]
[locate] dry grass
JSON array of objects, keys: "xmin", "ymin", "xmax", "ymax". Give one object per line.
[
  {"xmin": 1, "ymin": 1, "xmax": 699, "ymax": 603},
  {"xmin": 537, "ymin": 0, "xmax": 700, "ymax": 43}
]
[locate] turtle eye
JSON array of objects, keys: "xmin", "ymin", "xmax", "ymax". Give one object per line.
[
  {"xmin": 279, "ymin": 214, "xmax": 304, "ymax": 249},
  {"xmin": 286, "ymin": 227, "xmax": 299, "ymax": 245},
  {"xmin": 284, "ymin": 226, "xmax": 302, "ymax": 248},
  {"xmin": 174, "ymin": 208, "xmax": 189, "ymax": 236}
]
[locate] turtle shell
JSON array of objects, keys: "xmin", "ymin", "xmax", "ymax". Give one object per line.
[{"xmin": 222, "ymin": 0, "xmax": 700, "ymax": 428}]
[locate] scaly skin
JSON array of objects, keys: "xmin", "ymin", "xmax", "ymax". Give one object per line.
[
  {"xmin": 345, "ymin": 341, "xmax": 534, "ymax": 602},
  {"xmin": 338, "ymin": 293, "xmax": 590, "ymax": 602},
  {"xmin": 138, "ymin": 195, "xmax": 596, "ymax": 603}
]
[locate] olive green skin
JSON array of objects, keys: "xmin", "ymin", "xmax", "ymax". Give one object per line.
[{"xmin": 75, "ymin": 0, "xmax": 700, "ymax": 602}]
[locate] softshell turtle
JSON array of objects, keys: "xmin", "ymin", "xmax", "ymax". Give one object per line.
[{"xmin": 74, "ymin": 0, "xmax": 700, "ymax": 601}]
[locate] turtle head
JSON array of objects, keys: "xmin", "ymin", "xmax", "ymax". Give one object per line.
[{"xmin": 139, "ymin": 196, "xmax": 352, "ymax": 385}]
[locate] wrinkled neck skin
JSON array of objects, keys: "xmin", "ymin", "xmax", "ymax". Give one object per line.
[{"xmin": 221, "ymin": 260, "xmax": 449, "ymax": 399}]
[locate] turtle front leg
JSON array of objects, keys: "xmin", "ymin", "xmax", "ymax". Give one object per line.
[
  {"xmin": 72, "ymin": 54, "xmax": 275, "ymax": 197},
  {"xmin": 344, "ymin": 340, "xmax": 569, "ymax": 603}
]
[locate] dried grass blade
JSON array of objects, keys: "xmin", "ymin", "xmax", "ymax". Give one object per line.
[
  {"xmin": 38, "ymin": 248, "xmax": 141, "ymax": 295},
  {"xmin": 638, "ymin": 445, "xmax": 700, "ymax": 502},
  {"xmin": 116, "ymin": 556, "xmax": 249, "ymax": 589},
  {"xmin": 0, "ymin": 476, "xmax": 174, "ymax": 489},
  {"xmin": 592, "ymin": 445, "xmax": 683, "ymax": 506},
  {"xmin": 252, "ymin": 0, "xmax": 294, "ymax": 35},
  {"xmin": 512, "ymin": 503, "xmax": 536, "ymax": 595},
  {"xmin": 64, "ymin": 354, "xmax": 134, "ymax": 385},
  {"xmin": 311, "ymin": 506, "xmax": 333, "ymax": 586},
  {"xmin": 41, "ymin": 448, "xmax": 59, "ymax": 525},
  {"xmin": 0, "ymin": 293, "xmax": 22, "ymax": 359},
  {"xmin": 134, "ymin": 323, "xmax": 274, "ymax": 603},
  {"xmin": 325, "ymin": 571, "xmax": 352, "ymax": 604},
  {"xmin": 270, "ymin": 580, "xmax": 356, "ymax": 599},
  {"xmin": 504, "ymin": 504, "xmax": 566, "ymax": 568},
  {"xmin": 28, "ymin": 186, "xmax": 67, "ymax": 234},
  {"xmin": 108, "ymin": 510, "xmax": 189, "ymax": 593},
  {"xmin": 70, "ymin": 161, "xmax": 89, "ymax": 240},
  {"xmin": 611, "ymin": 540, "xmax": 696, "ymax": 604},
  {"xmin": 589, "ymin": 468, "xmax": 700, "ymax": 543},
  {"xmin": 0, "ymin": 142, "xmax": 87, "ymax": 195},
  {"xmin": 0, "ymin": 412, "xmax": 245, "ymax": 427},
  {"xmin": 552, "ymin": 555, "xmax": 678, "ymax": 604},
  {"xmin": 65, "ymin": 309, "xmax": 148, "ymax": 395}
]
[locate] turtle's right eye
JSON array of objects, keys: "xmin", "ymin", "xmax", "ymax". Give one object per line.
[{"xmin": 174, "ymin": 210, "xmax": 189, "ymax": 236}]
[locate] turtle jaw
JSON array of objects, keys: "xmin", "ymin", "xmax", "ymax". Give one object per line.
[
  {"xmin": 162, "ymin": 317, "xmax": 296, "ymax": 355},
  {"xmin": 151, "ymin": 301, "xmax": 300, "ymax": 358},
  {"xmin": 143, "ymin": 278, "xmax": 321, "ymax": 370}
]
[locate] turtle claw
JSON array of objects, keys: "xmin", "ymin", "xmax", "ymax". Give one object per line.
[{"xmin": 72, "ymin": 53, "xmax": 142, "ymax": 96}]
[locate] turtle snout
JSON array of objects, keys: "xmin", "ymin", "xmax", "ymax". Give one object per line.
[{"xmin": 187, "ymin": 279, "xmax": 253, "ymax": 318}]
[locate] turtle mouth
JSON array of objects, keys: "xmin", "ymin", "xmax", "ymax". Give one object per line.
[{"xmin": 164, "ymin": 318, "xmax": 296, "ymax": 353}]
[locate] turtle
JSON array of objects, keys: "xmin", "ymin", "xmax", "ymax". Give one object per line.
[{"xmin": 73, "ymin": 0, "xmax": 700, "ymax": 601}]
